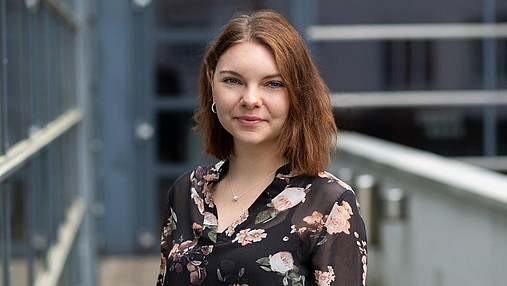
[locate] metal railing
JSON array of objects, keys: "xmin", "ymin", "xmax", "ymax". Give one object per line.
[
  {"xmin": 331, "ymin": 131, "xmax": 507, "ymax": 285},
  {"xmin": 0, "ymin": 0, "xmax": 96, "ymax": 285},
  {"xmin": 308, "ymin": 18, "xmax": 505, "ymax": 158},
  {"xmin": 331, "ymin": 90, "xmax": 507, "ymax": 109},
  {"xmin": 307, "ymin": 23, "xmax": 507, "ymax": 42}
]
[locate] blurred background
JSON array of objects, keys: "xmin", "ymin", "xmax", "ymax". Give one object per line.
[{"xmin": 1, "ymin": 0, "xmax": 507, "ymax": 285}]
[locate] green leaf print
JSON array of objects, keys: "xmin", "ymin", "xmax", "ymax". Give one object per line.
[
  {"xmin": 255, "ymin": 257, "xmax": 271, "ymax": 266},
  {"xmin": 260, "ymin": 266, "xmax": 272, "ymax": 272},
  {"xmin": 208, "ymin": 230, "xmax": 217, "ymax": 243},
  {"xmin": 288, "ymin": 272, "xmax": 299, "ymax": 280},
  {"xmin": 255, "ymin": 208, "xmax": 279, "ymax": 224},
  {"xmin": 203, "ymin": 224, "xmax": 217, "ymax": 243}
]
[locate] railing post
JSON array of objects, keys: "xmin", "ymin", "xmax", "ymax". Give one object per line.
[
  {"xmin": 355, "ymin": 174, "xmax": 379, "ymax": 245},
  {"xmin": 382, "ymin": 188, "xmax": 407, "ymax": 221}
]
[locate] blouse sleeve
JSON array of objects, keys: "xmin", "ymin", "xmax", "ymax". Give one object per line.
[
  {"xmin": 310, "ymin": 190, "xmax": 367, "ymax": 286},
  {"xmin": 156, "ymin": 187, "xmax": 175, "ymax": 286}
]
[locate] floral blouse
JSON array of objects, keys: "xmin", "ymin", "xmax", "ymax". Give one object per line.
[{"xmin": 157, "ymin": 160, "xmax": 367, "ymax": 286}]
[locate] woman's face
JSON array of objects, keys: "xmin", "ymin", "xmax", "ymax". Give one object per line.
[{"xmin": 212, "ymin": 41, "xmax": 290, "ymax": 152}]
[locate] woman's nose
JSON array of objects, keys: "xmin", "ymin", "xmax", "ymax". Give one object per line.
[{"xmin": 240, "ymin": 86, "xmax": 262, "ymax": 109}]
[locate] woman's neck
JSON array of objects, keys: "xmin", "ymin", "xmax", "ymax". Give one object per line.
[{"xmin": 229, "ymin": 144, "xmax": 286, "ymax": 178}]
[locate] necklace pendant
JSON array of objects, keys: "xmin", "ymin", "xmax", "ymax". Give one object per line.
[{"xmin": 233, "ymin": 195, "xmax": 239, "ymax": 201}]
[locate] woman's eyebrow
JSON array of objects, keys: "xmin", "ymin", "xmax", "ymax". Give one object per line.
[
  {"xmin": 218, "ymin": 70, "xmax": 282, "ymax": 80},
  {"xmin": 217, "ymin": 70, "xmax": 242, "ymax": 77}
]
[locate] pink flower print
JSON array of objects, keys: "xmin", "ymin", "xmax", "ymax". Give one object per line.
[
  {"xmin": 271, "ymin": 187, "xmax": 306, "ymax": 212},
  {"xmin": 159, "ymin": 252, "xmax": 167, "ymax": 274},
  {"xmin": 224, "ymin": 211, "xmax": 249, "ymax": 237},
  {"xmin": 202, "ymin": 212, "xmax": 218, "ymax": 226},
  {"xmin": 324, "ymin": 201, "xmax": 352, "ymax": 235},
  {"xmin": 203, "ymin": 172, "xmax": 217, "ymax": 181},
  {"xmin": 232, "ymin": 229, "xmax": 267, "ymax": 246},
  {"xmin": 303, "ymin": 211, "xmax": 325, "ymax": 230},
  {"xmin": 202, "ymin": 182, "xmax": 215, "ymax": 208},
  {"xmin": 248, "ymin": 229, "xmax": 267, "ymax": 243},
  {"xmin": 317, "ymin": 171, "xmax": 338, "ymax": 180},
  {"xmin": 192, "ymin": 223, "xmax": 203, "ymax": 239},
  {"xmin": 318, "ymin": 171, "xmax": 352, "ymax": 190},
  {"xmin": 191, "ymin": 188, "xmax": 205, "ymax": 214},
  {"xmin": 342, "ymin": 201, "xmax": 354, "ymax": 216},
  {"xmin": 187, "ymin": 261, "xmax": 206, "ymax": 284},
  {"xmin": 315, "ymin": 266, "xmax": 335, "ymax": 286},
  {"xmin": 232, "ymin": 229, "xmax": 251, "ymax": 246},
  {"xmin": 268, "ymin": 251, "xmax": 294, "ymax": 274}
]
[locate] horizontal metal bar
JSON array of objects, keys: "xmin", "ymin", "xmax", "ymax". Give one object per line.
[
  {"xmin": 34, "ymin": 197, "xmax": 85, "ymax": 286},
  {"xmin": 331, "ymin": 90, "xmax": 507, "ymax": 109},
  {"xmin": 308, "ymin": 23, "xmax": 507, "ymax": 42},
  {"xmin": 337, "ymin": 131, "xmax": 507, "ymax": 209},
  {"xmin": 453, "ymin": 156, "xmax": 507, "ymax": 172},
  {"xmin": 0, "ymin": 109, "xmax": 82, "ymax": 182},
  {"xmin": 41, "ymin": 0, "xmax": 77, "ymax": 30}
]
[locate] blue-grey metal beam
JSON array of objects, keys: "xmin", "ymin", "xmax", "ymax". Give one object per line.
[{"xmin": 482, "ymin": 0, "xmax": 497, "ymax": 157}]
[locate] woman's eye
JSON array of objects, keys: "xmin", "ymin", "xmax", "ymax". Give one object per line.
[
  {"xmin": 267, "ymin": 81, "xmax": 284, "ymax": 88},
  {"xmin": 224, "ymin": 78, "xmax": 239, "ymax": 85}
]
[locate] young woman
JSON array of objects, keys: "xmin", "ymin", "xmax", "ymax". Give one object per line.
[{"xmin": 157, "ymin": 10, "xmax": 367, "ymax": 286}]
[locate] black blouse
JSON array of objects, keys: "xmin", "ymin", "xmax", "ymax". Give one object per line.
[{"xmin": 157, "ymin": 160, "xmax": 367, "ymax": 286}]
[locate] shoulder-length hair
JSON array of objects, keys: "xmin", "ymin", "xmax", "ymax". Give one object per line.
[{"xmin": 193, "ymin": 10, "xmax": 338, "ymax": 176}]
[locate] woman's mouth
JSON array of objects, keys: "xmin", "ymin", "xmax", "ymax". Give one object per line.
[{"xmin": 236, "ymin": 116, "xmax": 265, "ymax": 126}]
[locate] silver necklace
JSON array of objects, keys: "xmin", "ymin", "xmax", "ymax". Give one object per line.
[{"xmin": 228, "ymin": 169, "xmax": 277, "ymax": 201}]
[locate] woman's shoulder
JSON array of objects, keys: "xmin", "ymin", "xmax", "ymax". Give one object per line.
[
  {"xmin": 166, "ymin": 161, "xmax": 224, "ymax": 203},
  {"xmin": 308, "ymin": 171, "xmax": 355, "ymax": 201},
  {"xmin": 173, "ymin": 160, "xmax": 225, "ymax": 185}
]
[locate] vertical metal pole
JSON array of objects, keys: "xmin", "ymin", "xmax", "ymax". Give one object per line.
[
  {"xmin": 1, "ymin": 183, "xmax": 12, "ymax": 286},
  {"xmin": 26, "ymin": 163, "xmax": 35, "ymax": 286},
  {"xmin": 27, "ymin": 6, "xmax": 38, "ymax": 283},
  {"xmin": 482, "ymin": 0, "xmax": 497, "ymax": 156},
  {"xmin": 290, "ymin": 0, "xmax": 317, "ymax": 52},
  {"xmin": 44, "ymin": 10, "xmax": 52, "ymax": 124},
  {"xmin": 0, "ymin": 0, "xmax": 8, "ymax": 155},
  {"xmin": 27, "ymin": 4, "xmax": 39, "ymax": 128}
]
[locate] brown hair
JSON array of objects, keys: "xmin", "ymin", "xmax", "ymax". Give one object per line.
[{"xmin": 193, "ymin": 10, "xmax": 338, "ymax": 176}]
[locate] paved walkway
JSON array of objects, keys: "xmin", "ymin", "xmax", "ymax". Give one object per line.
[{"xmin": 98, "ymin": 255, "xmax": 160, "ymax": 286}]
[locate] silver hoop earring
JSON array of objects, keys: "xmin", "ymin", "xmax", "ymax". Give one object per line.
[{"xmin": 211, "ymin": 102, "xmax": 217, "ymax": 114}]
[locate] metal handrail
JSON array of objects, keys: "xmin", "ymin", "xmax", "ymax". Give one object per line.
[
  {"xmin": 307, "ymin": 23, "xmax": 507, "ymax": 42},
  {"xmin": 337, "ymin": 132, "xmax": 507, "ymax": 209},
  {"xmin": 331, "ymin": 90, "xmax": 507, "ymax": 109},
  {"xmin": 40, "ymin": 0, "xmax": 77, "ymax": 30},
  {"xmin": 0, "ymin": 109, "xmax": 82, "ymax": 182},
  {"xmin": 34, "ymin": 197, "xmax": 86, "ymax": 286}
]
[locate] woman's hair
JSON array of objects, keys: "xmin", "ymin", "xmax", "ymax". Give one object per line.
[{"xmin": 193, "ymin": 10, "xmax": 338, "ymax": 176}]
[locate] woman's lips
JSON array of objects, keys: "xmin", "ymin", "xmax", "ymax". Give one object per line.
[{"xmin": 235, "ymin": 116, "xmax": 265, "ymax": 126}]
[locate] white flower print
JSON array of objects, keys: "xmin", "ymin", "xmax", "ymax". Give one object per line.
[
  {"xmin": 232, "ymin": 229, "xmax": 267, "ymax": 246},
  {"xmin": 268, "ymin": 251, "xmax": 294, "ymax": 274},
  {"xmin": 190, "ymin": 187, "xmax": 205, "ymax": 214},
  {"xmin": 324, "ymin": 201, "xmax": 353, "ymax": 235},
  {"xmin": 315, "ymin": 266, "xmax": 335, "ymax": 286},
  {"xmin": 203, "ymin": 211, "xmax": 218, "ymax": 226},
  {"xmin": 256, "ymin": 251, "xmax": 305, "ymax": 285},
  {"xmin": 271, "ymin": 187, "xmax": 307, "ymax": 212},
  {"xmin": 355, "ymin": 232, "xmax": 368, "ymax": 286}
]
